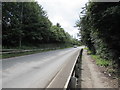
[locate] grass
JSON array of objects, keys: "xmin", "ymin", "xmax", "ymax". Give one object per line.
[
  {"xmin": 84, "ymin": 47, "xmax": 88, "ymax": 50},
  {"xmin": 91, "ymin": 55, "xmax": 111, "ymax": 67},
  {"xmin": 84, "ymin": 47, "xmax": 111, "ymax": 67},
  {"xmin": 0, "ymin": 54, "xmax": 2, "ymax": 59},
  {"xmin": 85, "ymin": 47, "xmax": 118, "ymax": 78},
  {"xmin": 84, "ymin": 47, "xmax": 92, "ymax": 55},
  {"xmin": 91, "ymin": 52, "xmax": 118, "ymax": 78}
]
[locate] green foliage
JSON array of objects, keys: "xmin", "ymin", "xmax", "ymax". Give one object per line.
[
  {"xmin": 76, "ymin": 12, "xmax": 96, "ymax": 54},
  {"xmin": 2, "ymin": 2, "xmax": 77, "ymax": 48},
  {"xmin": 70, "ymin": 38, "xmax": 81, "ymax": 46},
  {"xmin": 92, "ymin": 55, "xmax": 111, "ymax": 67},
  {"xmin": 76, "ymin": 2, "xmax": 120, "ymax": 68}
]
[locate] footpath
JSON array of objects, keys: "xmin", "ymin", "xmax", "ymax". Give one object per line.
[{"xmin": 77, "ymin": 49, "xmax": 118, "ymax": 89}]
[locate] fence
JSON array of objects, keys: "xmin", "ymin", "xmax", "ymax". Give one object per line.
[
  {"xmin": 67, "ymin": 48, "xmax": 83, "ymax": 89},
  {"xmin": 1, "ymin": 43, "xmax": 72, "ymax": 55},
  {"xmin": 46, "ymin": 48, "xmax": 83, "ymax": 89}
]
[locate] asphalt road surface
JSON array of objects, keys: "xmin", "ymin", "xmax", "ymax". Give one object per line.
[{"xmin": 2, "ymin": 47, "xmax": 82, "ymax": 88}]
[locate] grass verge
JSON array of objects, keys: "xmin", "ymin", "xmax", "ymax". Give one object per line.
[
  {"xmin": 91, "ymin": 55, "xmax": 111, "ymax": 67},
  {"xmin": 2, "ymin": 47, "xmax": 71, "ymax": 59},
  {"xmin": 91, "ymin": 54, "xmax": 118, "ymax": 79},
  {"xmin": 85, "ymin": 47, "xmax": 118, "ymax": 79},
  {"xmin": 0, "ymin": 54, "xmax": 2, "ymax": 59}
]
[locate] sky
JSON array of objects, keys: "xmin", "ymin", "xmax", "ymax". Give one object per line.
[{"xmin": 36, "ymin": 0, "xmax": 88, "ymax": 39}]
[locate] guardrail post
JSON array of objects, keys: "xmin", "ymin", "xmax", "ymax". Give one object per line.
[
  {"xmin": 67, "ymin": 48, "xmax": 84, "ymax": 89},
  {"xmin": 69, "ymin": 76, "xmax": 77, "ymax": 88},
  {"xmin": 79, "ymin": 48, "xmax": 83, "ymax": 60},
  {"xmin": 75, "ymin": 64, "xmax": 80, "ymax": 78}
]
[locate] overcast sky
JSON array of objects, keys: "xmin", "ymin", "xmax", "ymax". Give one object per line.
[{"xmin": 36, "ymin": 0, "xmax": 88, "ymax": 39}]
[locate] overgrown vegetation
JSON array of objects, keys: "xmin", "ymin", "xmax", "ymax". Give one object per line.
[
  {"xmin": 2, "ymin": 2, "xmax": 80, "ymax": 49},
  {"xmin": 91, "ymin": 55, "xmax": 111, "ymax": 67},
  {"xmin": 76, "ymin": 2, "xmax": 120, "ymax": 76}
]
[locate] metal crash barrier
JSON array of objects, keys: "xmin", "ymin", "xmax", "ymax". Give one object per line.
[
  {"xmin": 67, "ymin": 48, "xmax": 83, "ymax": 89},
  {"xmin": 46, "ymin": 48, "xmax": 83, "ymax": 89}
]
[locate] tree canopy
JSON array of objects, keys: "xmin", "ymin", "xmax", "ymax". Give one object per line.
[
  {"xmin": 76, "ymin": 2, "xmax": 120, "ymax": 67},
  {"xmin": 2, "ymin": 2, "xmax": 80, "ymax": 48}
]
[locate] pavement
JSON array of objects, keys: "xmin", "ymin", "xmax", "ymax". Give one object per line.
[
  {"xmin": 1, "ymin": 47, "xmax": 82, "ymax": 88},
  {"xmin": 77, "ymin": 50, "xmax": 118, "ymax": 88}
]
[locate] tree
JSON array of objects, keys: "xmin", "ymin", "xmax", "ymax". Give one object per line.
[
  {"xmin": 76, "ymin": 2, "xmax": 120, "ymax": 68},
  {"xmin": 2, "ymin": 2, "xmax": 75, "ymax": 48},
  {"xmin": 2, "ymin": 2, "xmax": 52, "ymax": 47}
]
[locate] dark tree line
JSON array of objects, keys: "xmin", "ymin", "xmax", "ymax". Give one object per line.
[
  {"xmin": 2, "ymin": 2, "xmax": 80, "ymax": 48},
  {"xmin": 76, "ymin": 2, "xmax": 120, "ymax": 68}
]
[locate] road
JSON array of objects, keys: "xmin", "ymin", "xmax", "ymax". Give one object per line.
[{"xmin": 2, "ymin": 47, "xmax": 82, "ymax": 88}]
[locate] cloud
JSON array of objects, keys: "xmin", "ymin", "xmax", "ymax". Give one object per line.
[{"xmin": 36, "ymin": 0, "xmax": 88, "ymax": 39}]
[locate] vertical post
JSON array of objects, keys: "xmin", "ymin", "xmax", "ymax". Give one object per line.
[
  {"xmin": 19, "ymin": 2, "xmax": 23, "ymax": 48},
  {"xmin": 0, "ymin": 0, "xmax": 1, "ymax": 53},
  {"xmin": 79, "ymin": 48, "xmax": 83, "ymax": 60},
  {"xmin": 0, "ymin": 2, "xmax": 2, "ymax": 90},
  {"xmin": 75, "ymin": 63, "xmax": 79, "ymax": 78},
  {"xmin": 69, "ymin": 76, "xmax": 77, "ymax": 88},
  {"xmin": 118, "ymin": 57, "xmax": 120, "ymax": 88}
]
